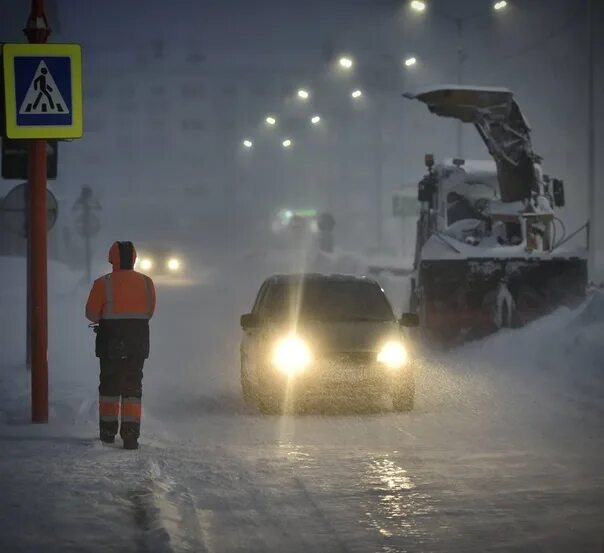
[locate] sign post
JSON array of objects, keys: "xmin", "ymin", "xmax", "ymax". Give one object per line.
[
  {"xmin": 2, "ymin": 0, "xmax": 83, "ymax": 423},
  {"xmin": 73, "ymin": 186, "xmax": 101, "ymax": 283}
]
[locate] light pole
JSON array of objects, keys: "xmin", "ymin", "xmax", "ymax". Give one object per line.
[
  {"xmin": 409, "ymin": 1, "xmax": 508, "ymax": 157},
  {"xmin": 587, "ymin": 0, "xmax": 596, "ymax": 277},
  {"xmin": 343, "ymin": 53, "xmax": 419, "ymax": 250}
]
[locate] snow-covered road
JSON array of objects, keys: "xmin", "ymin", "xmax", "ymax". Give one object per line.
[{"xmin": 1, "ymin": 253, "xmax": 603, "ymax": 552}]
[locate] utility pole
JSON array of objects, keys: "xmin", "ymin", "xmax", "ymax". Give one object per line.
[
  {"xmin": 455, "ymin": 17, "xmax": 465, "ymax": 158},
  {"xmin": 24, "ymin": 0, "xmax": 51, "ymax": 423},
  {"xmin": 73, "ymin": 186, "xmax": 101, "ymax": 282},
  {"xmin": 587, "ymin": 0, "xmax": 596, "ymax": 277},
  {"xmin": 374, "ymin": 94, "xmax": 384, "ymax": 249}
]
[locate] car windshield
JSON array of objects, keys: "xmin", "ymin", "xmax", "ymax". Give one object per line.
[{"xmin": 258, "ymin": 281, "xmax": 394, "ymax": 321}]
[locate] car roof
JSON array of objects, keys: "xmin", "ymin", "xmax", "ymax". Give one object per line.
[{"xmin": 263, "ymin": 273, "xmax": 382, "ymax": 287}]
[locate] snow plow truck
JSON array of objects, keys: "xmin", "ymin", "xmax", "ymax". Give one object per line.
[{"xmin": 404, "ymin": 86, "xmax": 587, "ymax": 345}]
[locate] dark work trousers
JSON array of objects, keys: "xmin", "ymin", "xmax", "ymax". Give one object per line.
[{"xmin": 99, "ymin": 357, "xmax": 144, "ymax": 440}]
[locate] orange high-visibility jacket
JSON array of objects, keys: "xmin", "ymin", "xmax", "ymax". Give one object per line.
[{"xmin": 86, "ymin": 242, "xmax": 156, "ymax": 323}]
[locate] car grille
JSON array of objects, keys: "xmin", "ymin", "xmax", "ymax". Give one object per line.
[{"xmin": 322, "ymin": 351, "xmax": 375, "ymax": 367}]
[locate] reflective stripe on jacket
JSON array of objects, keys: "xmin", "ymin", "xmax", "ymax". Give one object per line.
[{"xmin": 86, "ymin": 241, "xmax": 156, "ymax": 359}]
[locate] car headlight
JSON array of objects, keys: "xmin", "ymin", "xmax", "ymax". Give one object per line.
[
  {"xmin": 377, "ymin": 341, "xmax": 408, "ymax": 369},
  {"xmin": 140, "ymin": 258, "xmax": 153, "ymax": 271},
  {"xmin": 272, "ymin": 336, "xmax": 312, "ymax": 375},
  {"xmin": 167, "ymin": 258, "xmax": 181, "ymax": 271}
]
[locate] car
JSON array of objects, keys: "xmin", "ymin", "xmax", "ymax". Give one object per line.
[
  {"xmin": 133, "ymin": 244, "xmax": 186, "ymax": 279},
  {"xmin": 240, "ymin": 273, "xmax": 419, "ymax": 414}
]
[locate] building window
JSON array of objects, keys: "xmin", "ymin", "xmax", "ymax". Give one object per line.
[
  {"xmin": 221, "ymin": 84, "xmax": 237, "ymax": 99},
  {"xmin": 181, "ymin": 83, "xmax": 206, "ymax": 98},
  {"xmin": 185, "ymin": 51, "xmax": 205, "ymax": 64},
  {"xmin": 181, "ymin": 119, "xmax": 205, "ymax": 131},
  {"xmin": 183, "ymin": 152, "xmax": 205, "ymax": 165},
  {"xmin": 148, "ymin": 119, "xmax": 167, "ymax": 131},
  {"xmin": 150, "ymin": 84, "xmax": 165, "ymax": 96},
  {"xmin": 250, "ymin": 84, "xmax": 269, "ymax": 97},
  {"xmin": 220, "ymin": 120, "xmax": 236, "ymax": 131}
]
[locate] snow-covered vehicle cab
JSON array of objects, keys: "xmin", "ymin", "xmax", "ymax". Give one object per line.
[
  {"xmin": 405, "ymin": 86, "xmax": 587, "ymax": 344},
  {"xmin": 240, "ymin": 274, "xmax": 418, "ymax": 413}
]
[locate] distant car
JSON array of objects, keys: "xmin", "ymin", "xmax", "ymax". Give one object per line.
[
  {"xmin": 240, "ymin": 274, "xmax": 419, "ymax": 414},
  {"xmin": 134, "ymin": 244, "xmax": 185, "ymax": 279}
]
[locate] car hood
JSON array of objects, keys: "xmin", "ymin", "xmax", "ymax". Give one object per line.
[
  {"xmin": 404, "ymin": 85, "xmax": 540, "ymax": 202},
  {"xmin": 270, "ymin": 320, "xmax": 401, "ymax": 353}
]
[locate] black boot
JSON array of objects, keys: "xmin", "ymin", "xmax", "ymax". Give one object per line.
[
  {"xmin": 123, "ymin": 437, "xmax": 139, "ymax": 450},
  {"xmin": 100, "ymin": 432, "xmax": 115, "ymax": 444}
]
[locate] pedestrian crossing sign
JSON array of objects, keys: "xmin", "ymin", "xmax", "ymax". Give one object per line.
[{"xmin": 2, "ymin": 43, "xmax": 82, "ymax": 139}]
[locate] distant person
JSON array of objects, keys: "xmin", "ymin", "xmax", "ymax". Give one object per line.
[{"xmin": 85, "ymin": 241, "xmax": 156, "ymax": 450}]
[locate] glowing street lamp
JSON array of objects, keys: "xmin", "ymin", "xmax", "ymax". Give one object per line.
[
  {"xmin": 297, "ymin": 89, "xmax": 310, "ymax": 100},
  {"xmin": 339, "ymin": 56, "xmax": 353, "ymax": 69},
  {"xmin": 404, "ymin": 56, "xmax": 417, "ymax": 67},
  {"xmin": 493, "ymin": 1, "xmax": 507, "ymax": 10},
  {"xmin": 282, "ymin": 139, "xmax": 292, "ymax": 148},
  {"xmin": 410, "ymin": 0, "xmax": 426, "ymax": 12},
  {"xmin": 265, "ymin": 116, "xmax": 277, "ymax": 126},
  {"xmin": 351, "ymin": 89, "xmax": 363, "ymax": 99},
  {"xmin": 311, "ymin": 115, "xmax": 321, "ymax": 125},
  {"xmin": 242, "ymin": 139, "xmax": 253, "ymax": 148}
]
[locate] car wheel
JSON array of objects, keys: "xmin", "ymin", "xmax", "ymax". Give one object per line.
[
  {"xmin": 392, "ymin": 380, "xmax": 415, "ymax": 412},
  {"xmin": 256, "ymin": 394, "xmax": 283, "ymax": 415},
  {"xmin": 240, "ymin": 359, "xmax": 254, "ymax": 404}
]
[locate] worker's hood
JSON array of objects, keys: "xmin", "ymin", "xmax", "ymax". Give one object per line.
[
  {"xmin": 404, "ymin": 86, "xmax": 540, "ymax": 202},
  {"xmin": 108, "ymin": 241, "xmax": 137, "ymax": 270}
]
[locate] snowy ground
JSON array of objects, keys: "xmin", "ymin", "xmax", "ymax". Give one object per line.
[{"xmin": 1, "ymin": 250, "xmax": 603, "ymax": 553}]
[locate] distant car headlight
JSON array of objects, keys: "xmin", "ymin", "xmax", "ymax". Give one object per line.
[
  {"xmin": 167, "ymin": 258, "xmax": 181, "ymax": 271},
  {"xmin": 272, "ymin": 336, "xmax": 312, "ymax": 375},
  {"xmin": 140, "ymin": 258, "xmax": 153, "ymax": 271},
  {"xmin": 377, "ymin": 341, "xmax": 408, "ymax": 369}
]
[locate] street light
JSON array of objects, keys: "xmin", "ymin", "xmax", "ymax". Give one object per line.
[
  {"xmin": 339, "ymin": 56, "xmax": 353, "ymax": 69},
  {"xmin": 265, "ymin": 116, "xmax": 277, "ymax": 126},
  {"xmin": 351, "ymin": 89, "xmax": 363, "ymax": 99},
  {"xmin": 409, "ymin": 3, "xmax": 507, "ymax": 157},
  {"xmin": 311, "ymin": 115, "xmax": 321, "ymax": 125},
  {"xmin": 242, "ymin": 139, "xmax": 253, "ymax": 148},
  {"xmin": 404, "ymin": 56, "xmax": 417, "ymax": 67},
  {"xmin": 297, "ymin": 88, "xmax": 310, "ymax": 100},
  {"xmin": 282, "ymin": 139, "xmax": 292, "ymax": 148},
  {"xmin": 410, "ymin": 0, "xmax": 426, "ymax": 12}
]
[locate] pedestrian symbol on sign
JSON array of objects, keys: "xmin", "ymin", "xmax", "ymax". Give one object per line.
[{"xmin": 19, "ymin": 61, "xmax": 68, "ymax": 115}]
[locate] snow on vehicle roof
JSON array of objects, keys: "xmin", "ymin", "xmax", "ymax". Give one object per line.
[
  {"xmin": 404, "ymin": 85, "xmax": 513, "ymax": 98},
  {"xmin": 440, "ymin": 159, "xmax": 497, "ymax": 175}
]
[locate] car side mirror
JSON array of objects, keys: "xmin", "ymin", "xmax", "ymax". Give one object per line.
[
  {"xmin": 399, "ymin": 313, "xmax": 419, "ymax": 327},
  {"xmin": 240, "ymin": 313, "xmax": 260, "ymax": 329}
]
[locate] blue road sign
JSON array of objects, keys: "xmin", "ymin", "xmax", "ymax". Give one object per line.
[{"xmin": 2, "ymin": 43, "xmax": 83, "ymax": 139}]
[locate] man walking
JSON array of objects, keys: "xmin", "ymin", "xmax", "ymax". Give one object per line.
[{"xmin": 86, "ymin": 241, "xmax": 156, "ymax": 449}]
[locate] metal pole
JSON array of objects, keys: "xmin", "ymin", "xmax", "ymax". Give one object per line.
[
  {"xmin": 400, "ymin": 69, "xmax": 407, "ymax": 258},
  {"xmin": 24, "ymin": 0, "xmax": 50, "ymax": 423},
  {"xmin": 456, "ymin": 18, "xmax": 464, "ymax": 158},
  {"xmin": 374, "ymin": 88, "xmax": 384, "ymax": 250},
  {"xmin": 587, "ymin": 0, "xmax": 596, "ymax": 277},
  {"xmin": 26, "ymin": 182, "xmax": 32, "ymax": 370}
]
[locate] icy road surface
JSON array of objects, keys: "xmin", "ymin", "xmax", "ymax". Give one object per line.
[{"xmin": 1, "ymin": 253, "xmax": 603, "ymax": 552}]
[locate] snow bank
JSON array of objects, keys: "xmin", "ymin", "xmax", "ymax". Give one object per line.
[{"xmin": 0, "ymin": 256, "xmax": 96, "ymax": 425}]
